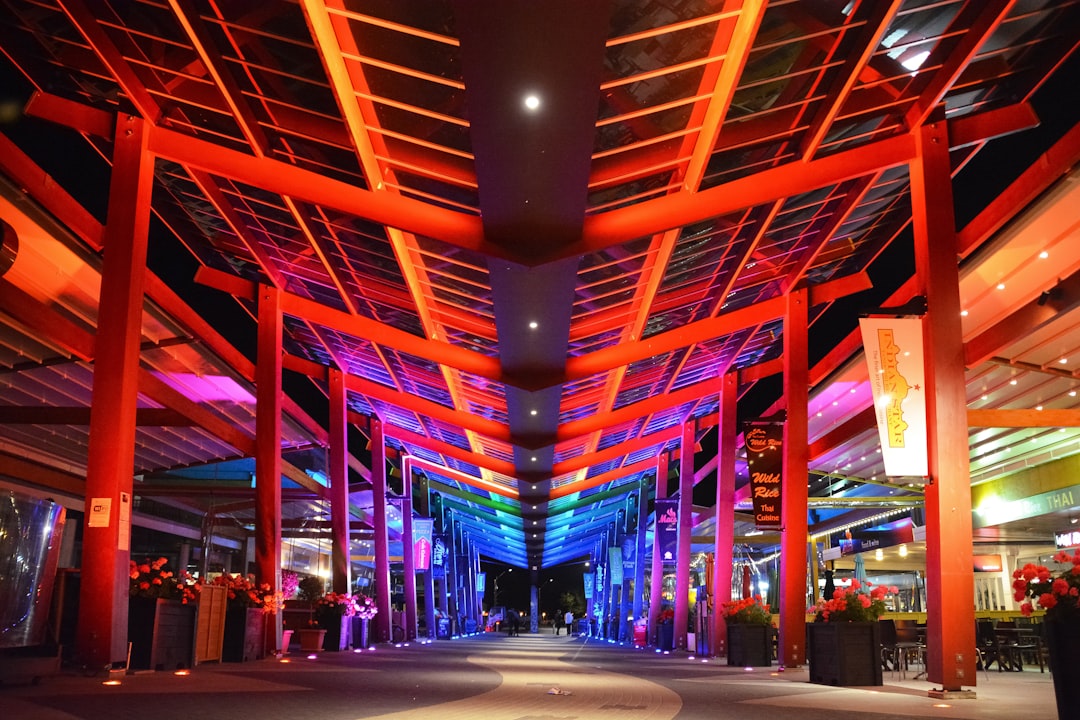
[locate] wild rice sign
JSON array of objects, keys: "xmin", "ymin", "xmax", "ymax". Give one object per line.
[{"xmin": 745, "ymin": 421, "xmax": 783, "ymax": 529}]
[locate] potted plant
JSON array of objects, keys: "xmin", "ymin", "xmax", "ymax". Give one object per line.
[
  {"xmin": 350, "ymin": 594, "xmax": 378, "ymax": 649},
  {"xmin": 314, "ymin": 591, "xmax": 357, "ymax": 651},
  {"xmin": 806, "ymin": 579, "xmax": 896, "ymax": 686},
  {"xmin": 127, "ymin": 557, "xmax": 198, "ymax": 671},
  {"xmin": 1012, "ymin": 551, "xmax": 1080, "ymax": 717},
  {"xmin": 722, "ymin": 596, "xmax": 774, "ymax": 666},
  {"xmin": 656, "ymin": 607, "xmax": 675, "ymax": 651},
  {"xmin": 210, "ymin": 573, "xmax": 279, "ymax": 662}
]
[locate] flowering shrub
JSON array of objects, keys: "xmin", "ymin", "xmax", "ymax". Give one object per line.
[
  {"xmin": 282, "ymin": 569, "xmax": 300, "ymax": 600},
  {"xmin": 209, "ymin": 573, "xmax": 279, "ymax": 613},
  {"xmin": 353, "ymin": 594, "xmax": 378, "ymax": 620},
  {"xmin": 314, "ymin": 592, "xmax": 358, "ymax": 624},
  {"xmin": 658, "ymin": 608, "xmax": 675, "ymax": 624},
  {"xmin": 129, "ymin": 557, "xmax": 197, "ymax": 604},
  {"xmin": 1013, "ymin": 551, "xmax": 1080, "ymax": 618},
  {"xmin": 722, "ymin": 595, "xmax": 773, "ymax": 626},
  {"xmin": 810, "ymin": 579, "xmax": 897, "ymax": 622}
]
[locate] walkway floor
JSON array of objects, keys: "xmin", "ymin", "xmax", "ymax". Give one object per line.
[{"xmin": 1, "ymin": 632, "xmax": 1059, "ymax": 719}]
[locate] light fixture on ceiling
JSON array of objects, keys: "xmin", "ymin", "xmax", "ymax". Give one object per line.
[
  {"xmin": 528, "ymin": 320, "xmax": 538, "ymax": 329},
  {"xmin": 523, "ymin": 94, "xmax": 540, "ymax": 111},
  {"xmin": 875, "ymin": 548, "xmax": 884, "ymax": 561},
  {"xmin": 898, "ymin": 544, "xmax": 908, "ymax": 557}
]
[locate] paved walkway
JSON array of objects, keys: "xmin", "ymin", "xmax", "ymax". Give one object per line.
[{"xmin": 0, "ymin": 632, "xmax": 1059, "ymax": 719}]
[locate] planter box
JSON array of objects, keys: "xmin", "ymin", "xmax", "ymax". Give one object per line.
[
  {"xmin": 657, "ymin": 623, "xmax": 674, "ymax": 651},
  {"xmin": 727, "ymin": 624, "xmax": 773, "ymax": 666},
  {"xmin": 320, "ymin": 614, "xmax": 350, "ymax": 651},
  {"xmin": 128, "ymin": 598, "xmax": 195, "ymax": 671},
  {"xmin": 296, "ymin": 629, "xmax": 326, "ymax": 652},
  {"xmin": 807, "ymin": 622, "xmax": 882, "ymax": 686},
  {"xmin": 222, "ymin": 607, "xmax": 266, "ymax": 662}
]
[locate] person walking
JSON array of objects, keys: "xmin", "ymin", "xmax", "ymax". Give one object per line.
[
  {"xmin": 507, "ymin": 608, "xmax": 520, "ymax": 637},
  {"xmin": 564, "ymin": 609, "xmax": 575, "ymax": 636},
  {"xmin": 553, "ymin": 612, "xmax": 562, "ymax": 635}
]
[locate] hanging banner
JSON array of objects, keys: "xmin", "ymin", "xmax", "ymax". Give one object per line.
[
  {"xmin": 476, "ymin": 572, "xmax": 486, "ymax": 594},
  {"xmin": 621, "ymin": 536, "xmax": 636, "ymax": 571},
  {"xmin": 839, "ymin": 517, "xmax": 915, "ymax": 556},
  {"xmin": 655, "ymin": 498, "xmax": 679, "ymax": 565},
  {"xmin": 608, "ymin": 546, "xmax": 624, "ymax": 586},
  {"xmin": 583, "ymin": 572, "xmax": 595, "ymax": 599},
  {"xmin": 860, "ymin": 316, "xmax": 928, "ymax": 477},
  {"xmin": 413, "ymin": 518, "xmax": 434, "ymax": 571},
  {"xmin": 744, "ymin": 422, "xmax": 783, "ymax": 529},
  {"xmin": 431, "ymin": 533, "xmax": 449, "ymax": 578}
]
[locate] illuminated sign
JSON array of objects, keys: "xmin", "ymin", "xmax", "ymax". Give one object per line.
[
  {"xmin": 860, "ymin": 317, "xmax": 928, "ymax": 477},
  {"xmin": 1056, "ymin": 529, "xmax": 1080, "ymax": 549},
  {"xmin": 974, "ymin": 485, "xmax": 1080, "ymax": 528},
  {"xmin": 744, "ymin": 421, "xmax": 783, "ymax": 528},
  {"xmin": 972, "ymin": 554, "xmax": 1003, "ymax": 572}
]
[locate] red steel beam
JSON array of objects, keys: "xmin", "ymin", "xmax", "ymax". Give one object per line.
[
  {"xmin": 574, "ymin": 134, "xmax": 915, "ymax": 259},
  {"xmin": 565, "ymin": 271, "xmax": 870, "ymax": 382},
  {"xmin": 386, "ymin": 425, "xmax": 517, "ymax": 480},
  {"xmin": 196, "ymin": 266, "xmax": 505, "ymax": 385},
  {"xmin": 0, "ymin": 406, "xmax": 191, "ymax": 426},
  {"xmin": 145, "ymin": 124, "xmax": 489, "ymax": 255},
  {"xmin": 549, "ymin": 457, "xmax": 658, "ymax": 501},
  {"xmin": 551, "ymin": 424, "xmax": 682, "ymax": 477}
]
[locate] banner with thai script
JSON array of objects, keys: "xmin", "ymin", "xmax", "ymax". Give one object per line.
[
  {"xmin": 655, "ymin": 498, "xmax": 679, "ymax": 565},
  {"xmin": 413, "ymin": 517, "xmax": 434, "ymax": 571},
  {"xmin": 583, "ymin": 571, "xmax": 595, "ymax": 599},
  {"xmin": 744, "ymin": 421, "xmax": 783, "ymax": 528},
  {"xmin": 860, "ymin": 316, "xmax": 928, "ymax": 477},
  {"xmin": 608, "ymin": 546, "xmax": 624, "ymax": 586}
]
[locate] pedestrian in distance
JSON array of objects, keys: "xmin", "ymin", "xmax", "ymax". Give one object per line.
[{"xmin": 564, "ymin": 609, "xmax": 575, "ymax": 636}]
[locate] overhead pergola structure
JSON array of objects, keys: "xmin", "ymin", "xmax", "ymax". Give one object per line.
[{"xmin": 2, "ymin": 0, "xmax": 1080, "ymax": 691}]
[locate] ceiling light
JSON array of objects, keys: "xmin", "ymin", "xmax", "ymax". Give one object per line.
[
  {"xmin": 997, "ymin": 283, "xmax": 1006, "ymax": 290},
  {"xmin": 901, "ymin": 50, "xmax": 930, "ymax": 72},
  {"xmin": 530, "ymin": 409, "xmax": 538, "ymax": 416},
  {"xmin": 528, "ymin": 320, "xmax": 538, "ymax": 329},
  {"xmin": 875, "ymin": 548, "xmax": 884, "ymax": 561},
  {"xmin": 523, "ymin": 94, "xmax": 540, "ymax": 111},
  {"xmin": 531, "ymin": 456, "xmax": 537, "ymax": 462},
  {"xmin": 1037, "ymin": 405, "xmax": 1044, "ymax": 411},
  {"xmin": 960, "ymin": 309, "xmax": 968, "ymax": 317},
  {"xmin": 1040, "ymin": 251, "xmax": 1049, "ymax": 259},
  {"xmin": 1010, "ymin": 379, "xmax": 1018, "ymax": 385},
  {"xmin": 1071, "ymin": 391, "xmax": 1077, "ymax": 397},
  {"xmin": 898, "ymin": 544, "xmax": 908, "ymax": 557},
  {"xmin": 1060, "ymin": 358, "xmax": 1068, "ymax": 364}
]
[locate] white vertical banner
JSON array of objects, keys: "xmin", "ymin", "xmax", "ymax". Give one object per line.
[{"xmin": 859, "ymin": 317, "xmax": 928, "ymax": 477}]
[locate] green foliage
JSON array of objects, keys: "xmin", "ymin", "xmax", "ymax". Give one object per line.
[{"xmin": 298, "ymin": 575, "xmax": 325, "ymax": 602}]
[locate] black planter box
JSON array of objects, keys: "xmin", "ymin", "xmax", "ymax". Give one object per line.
[
  {"xmin": 727, "ymin": 623, "xmax": 773, "ymax": 666},
  {"xmin": 807, "ymin": 621, "xmax": 882, "ymax": 686}
]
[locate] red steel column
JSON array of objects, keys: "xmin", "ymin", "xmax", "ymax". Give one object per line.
[
  {"xmin": 371, "ymin": 418, "xmax": 392, "ymax": 643},
  {"xmin": 779, "ymin": 286, "xmax": 809, "ymax": 668},
  {"xmin": 912, "ymin": 116, "xmax": 977, "ymax": 692},
  {"xmin": 76, "ymin": 114, "xmax": 154, "ymax": 670},
  {"xmin": 674, "ymin": 421, "xmax": 694, "ymax": 650},
  {"xmin": 402, "ymin": 457, "xmax": 418, "ymax": 640},
  {"xmin": 255, "ymin": 284, "xmax": 283, "ymax": 651},
  {"xmin": 328, "ymin": 368, "xmax": 351, "ymax": 594},
  {"xmin": 648, "ymin": 452, "xmax": 669, "ymax": 645},
  {"xmin": 711, "ymin": 371, "xmax": 738, "ymax": 657}
]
